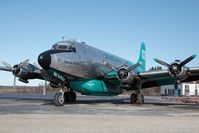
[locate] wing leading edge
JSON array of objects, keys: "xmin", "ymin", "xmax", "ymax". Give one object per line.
[{"xmin": 139, "ymin": 67, "xmax": 199, "ymax": 89}]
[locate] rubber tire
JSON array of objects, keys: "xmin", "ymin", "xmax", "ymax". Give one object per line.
[
  {"xmin": 64, "ymin": 92, "xmax": 70, "ymax": 102},
  {"xmin": 136, "ymin": 94, "xmax": 144, "ymax": 104},
  {"xmin": 64, "ymin": 92, "xmax": 76, "ymax": 103},
  {"xmin": 54, "ymin": 92, "xmax": 65, "ymax": 106},
  {"xmin": 130, "ymin": 93, "xmax": 137, "ymax": 104}
]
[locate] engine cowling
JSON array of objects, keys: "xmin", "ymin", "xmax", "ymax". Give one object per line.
[
  {"xmin": 13, "ymin": 65, "xmax": 29, "ymax": 78},
  {"xmin": 168, "ymin": 60, "xmax": 188, "ymax": 81},
  {"xmin": 117, "ymin": 67, "xmax": 138, "ymax": 85}
]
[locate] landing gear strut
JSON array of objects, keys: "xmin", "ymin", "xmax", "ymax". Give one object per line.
[{"xmin": 130, "ymin": 89, "xmax": 144, "ymax": 104}]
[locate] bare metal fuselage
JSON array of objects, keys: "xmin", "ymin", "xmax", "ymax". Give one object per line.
[{"xmin": 50, "ymin": 41, "xmax": 130, "ymax": 80}]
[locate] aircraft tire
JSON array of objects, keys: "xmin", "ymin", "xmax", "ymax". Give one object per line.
[
  {"xmin": 54, "ymin": 92, "xmax": 65, "ymax": 106},
  {"xmin": 64, "ymin": 92, "xmax": 70, "ymax": 102},
  {"xmin": 136, "ymin": 94, "xmax": 144, "ymax": 104},
  {"xmin": 130, "ymin": 93, "xmax": 137, "ymax": 104},
  {"xmin": 70, "ymin": 92, "xmax": 76, "ymax": 102}
]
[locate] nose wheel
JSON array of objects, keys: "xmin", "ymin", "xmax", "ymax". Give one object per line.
[
  {"xmin": 53, "ymin": 85, "xmax": 77, "ymax": 106},
  {"xmin": 54, "ymin": 92, "xmax": 65, "ymax": 106}
]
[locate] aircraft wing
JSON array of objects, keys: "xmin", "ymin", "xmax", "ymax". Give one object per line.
[
  {"xmin": 0, "ymin": 66, "xmax": 12, "ymax": 72},
  {"xmin": 139, "ymin": 67, "xmax": 199, "ymax": 89}
]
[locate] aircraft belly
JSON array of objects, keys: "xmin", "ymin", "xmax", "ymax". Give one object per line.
[{"xmin": 70, "ymin": 79, "xmax": 121, "ymax": 96}]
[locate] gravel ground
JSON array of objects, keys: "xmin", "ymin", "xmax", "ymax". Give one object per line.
[
  {"xmin": 0, "ymin": 93, "xmax": 199, "ymax": 133},
  {"xmin": 0, "ymin": 114, "xmax": 199, "ymax": 133}
]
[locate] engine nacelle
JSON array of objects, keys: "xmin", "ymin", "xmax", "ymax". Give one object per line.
[
  {"xmin": 168, "ymin": 61, "xmax": 188, "ymax": 81},
  {"xmin": 117, "ymin": 67, "xmax": 139, "ymax": 85},
  {"xmin": 12, "ymin": 64, "xmax": 39, "ymax": 80},
  {"xmin": 15, "ymin": 68, "xmax": 29, "ymax": 77}
]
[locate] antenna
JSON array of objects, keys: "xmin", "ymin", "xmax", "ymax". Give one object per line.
[
  {"xmin": 61, "ymin": 37, "xmax": 64, "ymax": 41},
  {"xmin": 61, "ymin": 36, "xmax": 69, "ymax": 41}
]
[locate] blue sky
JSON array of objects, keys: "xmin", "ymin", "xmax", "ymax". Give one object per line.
[{"xmin": 0, "ymin": 0, "xmax": 199, "ymax": 86}]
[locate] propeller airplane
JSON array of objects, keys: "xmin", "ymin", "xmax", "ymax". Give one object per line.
[{"xmin": 1, "ymin": 39, "xmax": 199, "ymax": 106}]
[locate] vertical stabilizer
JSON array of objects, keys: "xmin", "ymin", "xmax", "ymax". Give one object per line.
[{"xmin": 137, "ymin": 43, "xmax": 146, "ymax": 71}]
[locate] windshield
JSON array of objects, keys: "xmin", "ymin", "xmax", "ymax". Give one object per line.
[
  {"xmin": 52, "ymin": 44, "xmax": 57, "ymax": 49},
  {"xmin": 58, "ymin": 45, "xmax": 69, "ymax": 50},
  {"xmin": 51, "ymin": 43, "xmax": 76, "ymax": 52}
]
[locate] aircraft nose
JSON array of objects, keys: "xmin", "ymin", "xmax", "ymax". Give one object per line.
[{"xmin": 38, "ymin": 51, "xmax": 51, "ymax": 70}]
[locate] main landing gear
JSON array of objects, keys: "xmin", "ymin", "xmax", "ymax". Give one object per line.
[
  {"xmin": 130, "ymin": 89, "xmax": 144, "ymax": 104},
  {"xmin": 54, "ymin": 86, "xmax": 76, "ymax": 106}
]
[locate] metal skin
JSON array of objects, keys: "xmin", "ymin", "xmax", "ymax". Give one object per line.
[{"xmin": 38, "ymin": 40, "xmax": 146, "ymax": 96}]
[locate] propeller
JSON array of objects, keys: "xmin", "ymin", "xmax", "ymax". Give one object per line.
[
  {"xmin": 1, "ymin": 59, "xmax": 30, "ymax": 89},
  {"xmin": 33, "ymin": 62, "xmax": 42, "ymax": 70},
  {"xmin": 154, "ymin": 54, "xmax": 197, "ymax": 96},
  {"xmin": 104, "ymin": 61, "xmax": 142, "ymax": 88}
]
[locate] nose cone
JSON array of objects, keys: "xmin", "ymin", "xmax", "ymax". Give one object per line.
[{"xmin": 38, "ymin": 51, "xmax": 51, "ymax": 70}]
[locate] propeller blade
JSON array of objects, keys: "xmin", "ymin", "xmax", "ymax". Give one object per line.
[
  {"xmin": 0, "ymin": 66, "xmax": 12, "ymax": 72},
  {"xmin": 43, "ymin": 80, "xmax": 47, "ymax": 95},
  {"xmin": 180, "ymin": 54, "xmax": 197, "ymax": 67},
  {"xmin": 33, "ymin": 62, "xmax": 42, "ymax": 70},
  {"xmin": 17, "ymin": 59, "xmax": 30, "ymax": 69},
  {"xmin": 13, "ymin": 75, "xmax": 16, "ymax": 89},
  {"xmin": 1, "ymin": 61, "xmax": 12, "ymax": 69},
  {"xmin": 126, "ymin": 62, "xmax": 142, "ymax": 73},
  {"xmin": 103, "ymin": 61, "xmax": 118, "ymax": 72},
  {"xmin": 153, "ymin": 58, "xmax": 170, "ymax": 67}
]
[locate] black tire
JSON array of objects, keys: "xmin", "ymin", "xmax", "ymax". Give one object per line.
[
  {"xmin": 54, "ymin": 92, "xmax": 65, "ymax": 106},
  {"xmin": 137, "ymin": 94, "xmax": 144, "ymax": 104},
  {"xmin": 64, "ymin": 92, "xmax": 70, "ymax": 102},
  {"xmin": 70, "ymin": 92, "xmax": 76, "ymax": 102},
  {"xmin": 130, "ymin": 93, "xmax": 137, "ymax": 104},
  {"xmin": 64, "ymin": 92, "xmax": 76, "ymax": 103}
]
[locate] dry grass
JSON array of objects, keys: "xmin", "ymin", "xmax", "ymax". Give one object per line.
[
  {"xmin": 0, "ymin": 86, "xmax": 56, "ymax": 93},
  {"xmin": 0, "ymin": 86, "xmax": 161, "ymax": 96}
]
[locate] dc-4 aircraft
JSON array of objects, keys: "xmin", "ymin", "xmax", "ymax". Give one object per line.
[{"xmin": 1, "ymin": 39, "xmax": 199, "ymax": 106}]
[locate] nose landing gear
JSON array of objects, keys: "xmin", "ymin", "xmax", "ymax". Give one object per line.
[
  {"xmin": 53, "ymin": 85, "xmax": 76, "ymax": 106},
  {"xmin": 54, "ymin": 91, "xmax": 65, "ymax": 106}
]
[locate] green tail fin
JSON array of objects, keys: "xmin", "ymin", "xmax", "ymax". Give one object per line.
[{"xmin": 137, "ymin": 43, "xmax": 146, "ymax": 71}]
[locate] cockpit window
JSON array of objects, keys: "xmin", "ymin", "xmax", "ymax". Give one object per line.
[
  {"xmin": 52, "ymin": 44, "xmax": 57, "ymax": 50},
  {"xmin": 58, "ymin": 45, "xmax": 68, "ymax": 50},
  {"xmin": 51, "ymin": 43, "xmax": 76, "ymax": 52}
]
